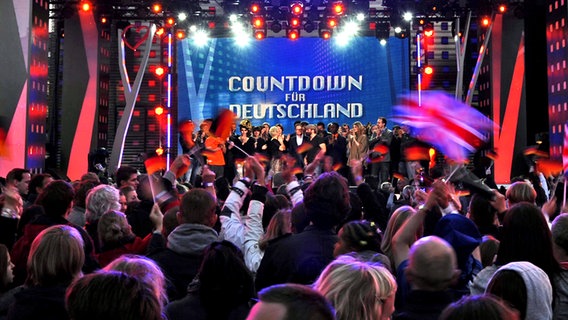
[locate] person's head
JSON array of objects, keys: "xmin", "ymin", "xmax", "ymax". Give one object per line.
[
  {"xmin": 253, "ymin": 126, "xmax": 262, "ymax": 137},
  {"xmin": 352, "ymin": 121, "xmax": 365, "ymax": 136},
  {"xmin": 552, "ymin": 213, "xmax": 568, "ymax": 263},
  {"xmin": 28, "ymin": 173, "xmax": 53, "ymax": 196},
  {"xmin": 334, "ymin": 220, "xmax": 382, "ymax": 257},
  {"xmin": 97, "ymin": 210, "xmax": 135, "ymax": 249},
  {"xmin": 377, "ymin": 117, "xmax": 387, "ymax": 130},
  {"xmin": 247, "ymin": 283, "xmax": 335, "ymax": 320},
  {"xmin": 440, "ymin": 294, "xmax": 520, "ymax": 320},
  {"xmin": 495, "ymin": 202, "xmax": 557, "ymax": 277},
  {"xmin": 119, "ymin": 185, "xmax": 138, "ymax": 202},
  {"xmin": 103, "ymin": 255, "xmax": 167, "ymax": 308},
  {"xmin": 81, "ymin": 172, "xmax": 100, "ymax": 183},
  {"xmin": 35, "ymin": 180, "xmax": 75, "ymax": 218},
  {"xmin": 86, "ymin": 184, "xmax": 121, "ymax": 224},
  {"xmin": 260, "ymin": 209, "xmax": 292, "ymax": 250},
  {"xmin": 0, "ymin": 244, "xmax": 14, "ymax": 292},
  {"xmin": 314, "ymin": 256, "xmax": 396, "ymax": 320},
  {"xmin": 506, "ymin": 182, "xmax": 536, "ymax": 206},
  {"xmin": 66, "ymin": 271, "xmax": 163, "ymax": 320},
  {"xmin": 197, "ymin": 241, "xmax": 254, "ymax": 317},
  {"xmin": 328, "ymin": 122, "xmax": 339, "ymax": 134},
  {"xmin": 115, "ymin": 166, "xmax": 139, "ymax": 189},
  {"xmin": 294, "ymin": 124, "xmax": 304, "ymax": 136},
  {"xmin": 479, "ymin": 235, "xmax": 500, "ymax": 268},
  {"xmin": 381, "ymin": 206, "xmax": 416, "ymax": 260},
  {"xmin": 26, "ymin": 225, "xmax": 84, "ymax": 287},
  {"xmin": 468, "ymin": 193, "xmax": 499, "ymax": 227},
  {"xmin": 303, "ymin": 172, "xmax": 350, "ymax": 229},
  {"xmin": 6, "ymin": 168, "xmax": 31, "ymax": 196},
  {"xmin": 305, "ymin": 124, "xmax": 316, "ymax": 137},
  {"xmin": 486, "ymin": 261, "xmax": 552, "ymax": 320},
  {"xmin": 178, "ymin": 188, "xmax": 217, "ymax": 226},
  {"xmin": 269, "ymin": 126, "xmax": 280, "ymax": 138},
  {"xmin": 73, "ymin": 180, "xmax": 99, "ymax": 210},
  {"xmin": 406, "ymin": 236, "xmax": 460, "ymax": 291}
]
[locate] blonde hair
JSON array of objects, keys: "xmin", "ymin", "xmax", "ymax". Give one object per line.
[
  {"xmin": 313, "ymin": 256, "xmax": 397, "ymax": 320},
  {"xmin": 97, "ymin": 210, "xmax": 135, "ymax": 249},
  {"xmin": 26, "ymin": 225, "xmax": 84, "ymax": 286},
  {"xmin": 381, "ymin": 206, "xmax": 416, "ymax": 268},
  {"xmin": 506, "ymin": 181, "xmax": 536, "ymax": 205},
  {"xmin": 352, "ymin": 121, "xmax": 365, "ymax": 136},
  {"xmin": 269, "ymin": 126, "xmax": 280, "ymax": 138},
  {"xmin": 103, "ymin": 255, "xmax": 168, "ymax": 307}
]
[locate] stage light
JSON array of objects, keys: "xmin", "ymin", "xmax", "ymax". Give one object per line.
[
  {"xmin": 252, "ymin": 16, "xmax": 265, "ymax": 28},
  {"xmin": 156, "ymin": 147, "xmax": 164, "ymax": 156},
  {"xmin": 498, "ymin": 4, "xmax": 507, "ymax": 13},
  {"xmin": 271, "ymin": 21, "xmax": 283, "ymax": 33},
  {"xmin": 229, "ymin": 14, "xmax": 238, "ymax": 23},
  {"xmin": 423, "ymin": 65, "xmax": 434, "ymax": 75},
  {"xmin": 152, "ymin": 3, "xmax": 162, "ymax": 13},
  {"xmin": 178, "ymin": 12, "xmax": 187, "ymax": 21},
  {"xmin": 343, "ymin": 21, "xmax": 360, "ymax": 36},
  {"xmin": 287, "ymin": 28, "xmax": 300, "ymax": 40},
  {"xmin": 100, "ymin": 16, "xmax": 108, "ymax": 24},
  {"xmin": 319, "ymin": 29, "xmax": 332, "ymax": 39},
  {"xmin": 394, "ymin": 26, "xmax": 402, "ymax": 33},
  {"xmin": 403, "ymin": 12, "xmax": 413, "ymax": 21},
  {"xmin": 156, "ymin": 27, "xmax": 165, "ymax": 36},
  {"xmin": 80, "ymin": 1, "xmax": 91, "ymax": 12},
  {"xmin": 356, "ymin": 13, "xmax": 365, "ymax": 21},
  {"xmin": 379, "ymin": 39, "xmax": 387, "ymax": 46},
  {"xmin": 327, "ymin": 17, "xmax": 338, "ymax": 28},
  {"xmin": 481, "ymin": 17, "xmax": 490, "ymax": 27},
  {"xmin": 290, "ymin": 2, "xmax": 304, "ymax": 15},
  {"xmin": 193, "ymin": 30, "xmax": 210, "ymax": 47},
  {"xmin": 423, "ymin": 23, "xmax": 434, "ymax": 37},
  {"xmin": 166, "ymin": 17, "xmax": 175, "ymax": 26},
  {"xmin": 394, "ymin": 26, "xmax": 407, "ymax": 39},
  {"xmin": 154, "ymin": 106, "xmax": 165, "ymax": 116},
  {"xmin": 176, "ymin": 30, "xmax": 186, "ymax": 39},
  {"xmin": 331, "ymin": 2, "xmax": 345, "ymax": 15},
  {"xmin": 254, "ymin": 29, "xmax": 266, "ymax": 40},
  {"xmin": 155, "ymin": 66, "xmax": 165, "ymax": 77},
  {"xmin": 208, "ymin": 21, "xmax": 216, "ymax": 29},
  {"xmin": 250, "ymin": 2, "xmax": 262, "ymax": 14},
  {"xmin": 289, "ymin": 17, "xmax": 301, "ymax": 28}
]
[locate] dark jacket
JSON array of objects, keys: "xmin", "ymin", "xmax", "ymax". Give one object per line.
[
  {"xmin": 255, "ymin": 226, "xmax": 337, "ymax": 291},
  {"xmin": 6, "ymin": 285, "xmax": 69, "ymax": 320}
]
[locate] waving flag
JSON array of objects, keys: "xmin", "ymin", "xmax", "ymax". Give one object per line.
[{"xmin": 392, "ymin": 92, "xmax": 497, "ymax": 163}]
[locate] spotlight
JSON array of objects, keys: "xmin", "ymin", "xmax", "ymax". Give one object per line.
[
  {"xmin": 287, "ymin": 28, "xmax": 300, "ymax": 40},
  {"xmin": 154, "ymin": 66, "xmax": 166, "ymax": 77},
  {"xmin": 166, "ymin": 17, "xmax": 175, "ymax": 26},
  {"xmin": 250, "ymin": 2, "xmax": 262, "ymax": 14},
  {"xmin": 356, "ymin": 13, "xmax": 365, "ymax": 21},
  {"xmin": 176, "ymin": 29, "xmax": 186, "ymax": 39},
  {"xmin": 254, "ymin": 29, "xmax": 266, "ymax": 40},
  {"xmin": 423, "ymin": 23, "xmax": 434, "ymax": 37},
  {"xmin": 151, "ymin": 3, "xmax": 162, "ymax": 13},
  {"xmin": 252, "ymin": 16, "xmax": 265, "ymax": 28},
  {"xmin": 289, "ymin": 17, "xmax": 301, "ymax": 28},
  {"xmin": 327, "ymin": 17, "xmax": 338, "ymax": 28},
  {"xmin": 80, "ymin": 1, "xmax": 91, "ymax": 12},
  {"xmin": 498, "ymin": 4, "xmax": 507, "ymax": 13},
  {"xmin": 178, "ymin": 12, "xmax": 187, "ymax": 21},
  {"xmin": 481, "ymin": 17, "xmax": 490, "ymax": 27},
  {"xmin": 319, "ymin": 29, "xmax": 332, "ymax": 39},
  {"xmin": 423, "ymin": 65, "xmax": 434, "ymax": 75},
  {"xmin": 100, "ymin": 16, "xmax": 108, "ymax": 24},
  {"xmin": 290, "ymin": 2, "xmax": 304, "ymax": 15},
  {"xmin": 193, "ymin": 30, "xmax": 210, "ymax": 47},
  {"xmin": 331, "ymin": 2, "xmax": 345, "ymax": 15},
  {"xmin": 156, "ymin": 147, "xmax": 164, "ymax": 156},
  {"xmin": 402, "ymin": 12, "xmax": 413, "ymax": 22},
  {"xmin": 271, "ymin": 21, "xmax": 283, "ymax": 33},
  {"xmin": 156, "ymin": 27, "xmax": 165, "ymax": 36},
  {"xmin": 154, "ymin": 105, "xmax": 165, "ymax": 115}
]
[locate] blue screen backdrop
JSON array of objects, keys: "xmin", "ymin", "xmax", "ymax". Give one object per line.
[{"xmin": 177, "ymin": 36, "xmax": 409, "ymax": 134}]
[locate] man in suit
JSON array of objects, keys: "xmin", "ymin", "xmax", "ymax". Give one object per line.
[
  {"xmin": 325, "ymin": 122, "xmax": 348, "ymax": 179},
  {"xmin": 372, "ymin": 117, "xmax": 393, "ymax": 184},
  {"xmin": 287, "ymin": 123, "xmax": 308, "ymax": 172}
]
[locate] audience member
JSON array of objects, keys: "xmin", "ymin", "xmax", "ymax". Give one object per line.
[
  {"xmin": 67, "ymin": 180, "xmax": 99, "ymax": 228},
  {"xmin": 7, "ymin": 225, "xmax": 84, "ymax": 320},
  {"xmin": 148, "ymin": 188, "xmax": 219, "ymax": 301},
  {"xmin": 439, "ymin": 294, "xmax": 519, "ymax": 320},
  {"xmin": 115, "ymin": 166, "xmax": 139, "ymax": 189},
  {"xmin": 0, "ymin": 244, "xmax": 14, "ymax": 294},
  {"xmin": 314, "ymin": 256, "xmax": 396, "ymax": 320},
  {"xmin": 85, "ymin": 184, "xmax": 121, "ymax": 253},
  {"xmin": 66, "ymin": 271, "xmax": 163, "ymax": 320},
  {"xmin": 381, "ymin": 206, "xmax": 416, "ymax": 271},
  {"xmin": 5, "ymin": 169, "xmax": 31, "ymax": 204},
  {"xmin": 246, "ymin": 283, "xmax": 335, "ymax": 320},
  {"xmin": 25, "ymin": 173, "xmax": 52, "ymax": 207},
  {"xmin": 334, "ymin": 220, "xmax": 391, "ymax": 270},
  {"xmin": 550, "ymin": 213, "xmax": 568, "ymax": 319},
  {"xmin": 486, "ymin": 261, "xmax": 553, "ymax": 320},
  {"xmin": 166, "ymin": 241, "xmax": 255, "ymax": 320}
]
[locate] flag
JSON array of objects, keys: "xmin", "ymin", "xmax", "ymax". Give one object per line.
[
  {"xmin": 523, "ymin": 146, "xmax": 548, "ymax": 158},
  {"xmin": 372, "ymin": 144, "xmax": 389, "ymax": 154},
  {"xmin": 392, "ymin": 92, "xmax": 496, "ymax": 163},
  {"xmin": 404, "ymin": 145, "xmax": 431, "ymax": 161},
  {"xmin": 210, "ymin": 109, "xmax": 236, "ymax": 141},
  {"xmin": 296, "ymin": 143, "xmax": 313, "ymax": 154},
  {"xmin": 563, "ymin": 124, "xmax": 568, "ymax": 177},
  {"xmin": 536, "ymin": 158, "xmax": 563, "ymax": 178},
  {"xmin": 144, "ymin": 156, "xmax": 167, "ymax": 175}
]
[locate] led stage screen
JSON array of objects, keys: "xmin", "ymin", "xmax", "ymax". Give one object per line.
[{"xmin": 177, "ymin": 36, "xmax": 409, "ymax": 133}]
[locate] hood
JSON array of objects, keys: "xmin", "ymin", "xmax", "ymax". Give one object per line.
[{"xmin": 167, "ymin": 223, "xmax": 219, "ymax": 255}]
